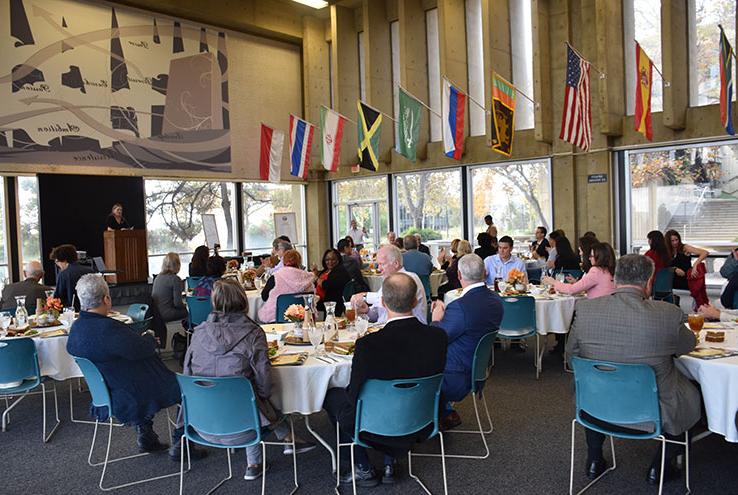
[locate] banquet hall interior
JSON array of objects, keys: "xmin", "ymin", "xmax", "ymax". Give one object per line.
[{"xmin": 2, "ymin": 0, "xmax": 738, "ymax": 493}]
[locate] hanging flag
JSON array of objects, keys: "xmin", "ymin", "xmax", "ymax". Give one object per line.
[
  {"xmin": 320, "ymin": 107, "xmax": 345, "ymax": 172},
  {"xmin": 357, "ymin": 101, "xmax": 382, "ymax": 171},
  {"xmin": 559, "ymin": 45, "xmax": 591, "ymax": 151},
  {"xmin": 398, "ymin": 88, "xmax": 422, "ymax": 161},
  {"xmin": 288, "ymin": 114, "xmax": 314, "ymax": 180},
  {"xmin": 634, "ymin": 42, "xmax": 653, "ymax": 141},
  {"xmin": 442, "ymin": 79, "xmax": 466, "ymax": 160},
  {"xmin": 490, "ymin": 73, "xmax": 516, "ymax": 156},
  {"xmin": 720, "ymin": 26, "xmax": 735, "ymax": 135},
  {"xmin": 259, "ymin": 124, "xmax": 283, "ymax": 182}
]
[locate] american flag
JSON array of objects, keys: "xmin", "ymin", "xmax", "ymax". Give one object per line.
[{"xmin": 559, "ymin": 45, "xmax": 591, "ymax": 151}]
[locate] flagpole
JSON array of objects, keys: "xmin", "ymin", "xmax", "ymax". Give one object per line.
[
  {"xmin": 488, "ymin": 73, "xmax": 539, "ymax": 108},
  {"xmin": 718, "ymin": 24, "xmax": 737, "ymax": 61},
  {"xmin": 443, "ymin": 76, "xmax": 491, "ymax": 114},
  {"xmin": 564, "ymin": 41, "xmax": 607, "ymax": 79},
  {"xmin": 358, "ymin": 100, "xmax": 397, "ymax": 123},
  {"xmin": 633, "ymin": 39, "xmax": 671, "ymax": 87},
  {"xmin": 320, "ymin": 105, "xmax": 357, "ymax": 126},
  {"xmin": 398, "ymin": 84, "xmax": 443, "ymax": 118}
]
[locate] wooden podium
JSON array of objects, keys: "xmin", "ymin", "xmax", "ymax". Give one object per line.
[{"xmin": 103, "ymin": 229, "xmax": 149, "ymax": 284}]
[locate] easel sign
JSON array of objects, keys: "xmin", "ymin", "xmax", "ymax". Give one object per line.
[
  {"xmin": 202, "ymin": 213, "xmax": 220, "ymax": 249},
  {"xmin": 274, "ymin": 212, "xmax": 298, "ymax": 244}
]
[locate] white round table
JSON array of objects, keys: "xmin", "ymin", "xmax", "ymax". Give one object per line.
[
  {"xmin": 365, "ymin": 271, "xmax": 447, "ymax": 296},
  {"xmin": 244, "ymin": 289, "xmax": 266, "ymax": 322},
  {"xmin": 675, "ymin": 326, "xmax": 738, "ymax": 443}
]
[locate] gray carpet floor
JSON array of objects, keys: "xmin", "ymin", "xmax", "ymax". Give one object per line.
[{"xmin": 3, "ymin": 345, "xmax": 737, "ymax": 494}]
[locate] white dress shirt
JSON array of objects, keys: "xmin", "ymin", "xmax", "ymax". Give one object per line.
[{"xmin": 365, "ymin": 268, "xmax": 427, "ymax": 324}]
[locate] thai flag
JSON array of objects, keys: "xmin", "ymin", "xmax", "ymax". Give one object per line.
[
  {"xmin": 289, "ymin": 114, "xmax": 314, "ymax": 180},
  {"xmin": 259, "ymin": 124, "xmax": 283, "ymax": 182},
  {"xmin": 442, "ymin": 79, "xmax": 466, "ymax": 160}
]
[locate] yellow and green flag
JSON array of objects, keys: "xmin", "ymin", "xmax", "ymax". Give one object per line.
[
  {"xmin": 357, "ymin": 101, "xmax": 382, "ymax": 171},
  {"xmin": 491, "ymin": 72, "xmax": 516, "ymax": 156}
]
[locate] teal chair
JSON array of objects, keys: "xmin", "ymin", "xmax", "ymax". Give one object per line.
[
  {"xmin": 497, "ymin": 296, "xmax": 541, "ymax": 378},
  {"xmin": 419, "ymin": 274, "xmax": 432, "ymax": 302},
  {"xmin": 176, "ymin": 374, "xmax": 298, "ymax": 495},
  {"xmin": 73, "ymin": 357, "xmax": 177, "ymax": 491},
  {"xmin": 276, "ymin": 293, "xmax": 313, "ymax": 323},
  {"xmin": 186, "ymin": 277, "xmax": 203, "ymax": 290},
  {"xmin": 652, "ymin": 269, "xmax": 675, "ymax": 304},
  {"xmin": 126, "ymin": 317, "xmax": 153, "ymax": 334},
  {"xmin": 126, "ymin": 303, "xmax": 149, "ymax": 322},
  {"xmin": 559, "ymin": 269, "xmax": 584, "ymax": 280},
  {"xmin": 569, "ymin": 357, "xmax": 690, "ymax": 495},
  {"xmin": 186, "ymin": 296, "xmax": 212, "ymax": 329},
  {"xmin": 0, "ymin": 338, "xmax": 60, "ymax": 442},
  {"xmin": 336, "ymin": 374, "xmax": 448, "ymax": 495}
]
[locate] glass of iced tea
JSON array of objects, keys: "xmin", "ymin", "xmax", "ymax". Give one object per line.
[
  {"xmin": 687, "ymin": 313, "xmax": 704, "ymax": 333},
  {"xmin": 345, "ymin": 301, "xmax": 356, "ymax": 324}
]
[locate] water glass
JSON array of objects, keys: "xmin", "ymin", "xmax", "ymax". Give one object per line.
[
  {"xmin": 555, "ymin": 273, "xmax": 565, "ymax": 284},
  {"xmin": 0, "ymin": 313, "xmax": 11, "ymax": 338},
  {"xmin": 307, "ymin": 325, "xmax": 323, "ymax": 356},
  {"xmin": 355, "ymin": 314, "xmax": 369, "ymax": 336}
]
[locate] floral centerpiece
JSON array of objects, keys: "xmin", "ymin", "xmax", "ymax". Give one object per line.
[
  {"xmin": 506, "ymin": 268, "xmax": 527, "ymax": 291},
  {"xmin": 284, "ymin": 304, "xmax": 306, "ymax": 338},
  {"xmin": 37, "ymin": 296, "xmax": 63, "ymax": 325},
  {"xmin": 240, "ymin": 268, "xmax": 257, "ymax": 287}
]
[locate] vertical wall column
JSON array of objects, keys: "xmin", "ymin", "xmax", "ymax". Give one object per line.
[
  {"xmin": 595, "ymin": 0, "xmax": 625, "ymax": 136},
  {"xmin": 661, "ymin": 0, "xmax": 688, "ymax": 130},
  {"xmin": 532, "ymin": 0, "xmax": 552, "ymax": 143},
  {"xmin": 331, "ymin": 5, "xmax": 360, "ymax": 168},
  {"xmin": 437, "ymin": 0, "xmax": 468, "ymax": 146}
]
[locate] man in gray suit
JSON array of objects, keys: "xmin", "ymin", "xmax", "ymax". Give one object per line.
[
  {"xmin": 0, "ymin": 260, "xmax": 52, "ymax": 313},
  {"xmin": 567, "ymin": 254, "xmax": 700, "ymax": 485}
]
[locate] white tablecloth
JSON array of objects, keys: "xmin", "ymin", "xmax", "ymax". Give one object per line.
[
  {"xmin": 245, "ymin": 290, "xmax": 265, "ymax": 322},
  {"xmin": 365, "ymin": 271, "xmax": 447, "ymax": 296},
  {"xmin": 443, "ymin": 289, "xmax": 578, "ymax": 335},
  {"xmin": 675, "ymin": 326, "xmax": 738, "ymax": 443}
]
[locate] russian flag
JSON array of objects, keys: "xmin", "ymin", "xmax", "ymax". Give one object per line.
[
  {"xmin": 289, "ymin": 114, "xmax": 314, "ymax": 180},
  {"xmin": 259, "ymin": 124, "xmax": 283, "ymax": 182},
  {"xmin": 442, "ymin": 79, "xmax": 466, "ymax": 160}
]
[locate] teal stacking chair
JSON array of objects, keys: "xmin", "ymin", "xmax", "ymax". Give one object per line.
[
  {"xmin": 497, "ymin": 296, "xmax": 542, "ymax": 378},
  {"xmin": 336, "ymin": 373, "xmax": 448, "ymax": 495},
  {"xmin": 276, "ymin": 293, "xmax": 313, "ymax": 323},
  {"xmin": 73, "ymin": 357, "xmax": 177, "ymax": 491},
  {"xmin": 176, "ymin": 374, "xmax": 298, "ymax": 495},
  {"xmin": 185, "ymin": 277, "xmax": 203, "ymax": 290},
  {"xmin": 126, "ymin": 303, "xmax": 149, "ymax": 322},
  {"xmin": 652, "ymin": 269, "xmax": 675, "ymax": 304},
  {"xmin": 185, "ymin": 296, "xmax": 212, "ymax": 346},
  {"xmin": 569, "ymin": 357, "xmax": 690, "ymax": 495},
  {"xmin": 126, "ymin": 316, "xmax": 153, "ymax": 334},
  {"xmin": 0, "ymin": 338, "xmax": 60, "ymax": 442},
  {"xmin": 559, "ymin": 269, "xmax": 584, "ymax": 280}
]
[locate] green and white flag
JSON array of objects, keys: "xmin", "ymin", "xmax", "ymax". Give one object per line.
[{"xmin": 398, "ymin": 87, "xmax": 422, "ymax": 161}]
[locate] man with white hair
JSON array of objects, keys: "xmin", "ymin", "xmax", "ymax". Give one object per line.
[
  {"xmin": 414, "ymin": 233, "xmax": 431, "ymax": 256},
  {"xmin": 350, "ymin": 244, "xmax": 427, "ymax": 324},
  {"xmin": 67, "ymin": 274, "xmax": 206, "ymax": 461},
  {"xmin": 0, "ymin": 260, "xmax": 51, "ymax": 313},
  {"xmin": 431, "ymin": 254, "xmax": 503, "ymax": 430}
]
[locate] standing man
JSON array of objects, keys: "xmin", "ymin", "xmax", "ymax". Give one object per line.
[
  {"xmin": 0, "ymin": 260, "xmax": 52, "ymax": 313},
  {"xmin": 346, "ymin": 219, "xmax": 366, "ymax": 250},
  {"xmin": 484, "ymin": 215, "xmax": 498, "ymax": 238},
  {"xmin": 484, "ymin": 236, "xmax": 527, "ymax": 285}
]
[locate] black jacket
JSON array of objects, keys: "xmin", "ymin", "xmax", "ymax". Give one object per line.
[
  {"xmin": 418, "ymin": 243, "xmax": 431, "ymax": 256},
  {"xmin": 54, "ymin": 262, "xmax": 94, "ymax": 309},
  {"xmin": 316, "ymin": 264, "xmax": 352, "ymax": 316}
]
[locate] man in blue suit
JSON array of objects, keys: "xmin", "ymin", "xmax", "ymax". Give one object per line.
[{"xmin": 431, "ymin": 254, "xmax": 503, "ymax": 429}]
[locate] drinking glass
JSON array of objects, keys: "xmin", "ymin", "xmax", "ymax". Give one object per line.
[
  {"xmin": 498, "ymin": 281, "xmax": 508, "ymax": 294},
  {"xmin": 555, "ymin": 272, "xmax": 565, "ymax": 284},
  {"xmin": 308, "ymin": 325, "xmax": 323, "ymax": 356},
  {"xmin": 344, "ymin": 301, "xmax": 356, "ymax": 325},
  {"xmin": 0, "ymin": 313, "xmax": 11, "ymax": 338},
  {"xmin": 355, "ymin": 314, "xmax": 369, "ymax": 337},
  {"xmin": 254, "ymin": 277, "xmax": 264, "ymax": 290},
  {"xmin": 687, "ymin": 314, "xmax": 704, "ymax": 333}
]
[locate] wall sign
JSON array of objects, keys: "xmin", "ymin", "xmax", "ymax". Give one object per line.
[
  {"xmin": 587, "ymin": 173, "xmax": 608, "ymax": 184},
  {"xmin": 274, "ymin": 212, "xmax": 297, "ymax": 244}
]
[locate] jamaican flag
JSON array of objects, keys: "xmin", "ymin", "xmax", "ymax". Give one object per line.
[
  {"xmin": 357, "ymin": 100, "xmax": 382, "ymax": 171},
  {"xmin": 491, "ymin": 72, "xmax": 516, "ymax": 156}
]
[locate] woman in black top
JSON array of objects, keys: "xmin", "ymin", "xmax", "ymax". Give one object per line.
[
  {"xmin": 313, "ymin": 249, "xmax": 351, "ymax": 316},
  {"xmin": 105, "ymin": 203, "xmax": 130, "ymax": 230},
  {"xmin": 554, "ymin": 235, "xmax": 581, "ymax": 271},
  {"xmin": 665, "ymin": 229, "xmax": 708, "ymax": 290},
  {"xmin": 189, "ymin": 245, "xmax": 209, "ymax": 277}
]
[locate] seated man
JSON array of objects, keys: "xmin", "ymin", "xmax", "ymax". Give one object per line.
[
  {"xmin": 567, "ymin": 254, "xmax": 700, "ymax": 485},
  {"xmin": 0, "ymin": 260, "xmax": 51, "ymax": 313},
  {"xmin": 484, "ymin": 235, "xmax": 527, "ymax": 286},
  {"xmin": 337, "ymin": 238, "xmax": 369, "ymax": 293},
  {"xmin": 350, "ymin": 245, "xmax": 427, "ymax": 324},
  {"xmin": 431, "ymin": 254, "xmax": 503, "ymax": 429},
  {"xmin": 414, "ymin": 234, "xmax": 431, "ymax": 256},
  {"xmin": 324, "ymin": 273, "xmax": 447, "ymax": 486},
  {"xmin": 67, "ymin": 274, "xmax": 205, "ymax": 460},
  {"xmin": 402, "ymin": 235, "xmax": 434, "ymax": 280}
]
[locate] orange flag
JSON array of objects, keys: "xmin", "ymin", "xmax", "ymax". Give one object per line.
[{"xmin": 634, "ymin": 42, "xmax": 653, "ymax": 141}]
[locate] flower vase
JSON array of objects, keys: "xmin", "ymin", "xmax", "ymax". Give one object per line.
[
  {"xmin": 515, "ymin": 282, "xmax": 527, "ymax": 292},
  {"xmin": 292, "ymin": 321, "xmax": 303, "ymax": 338}
]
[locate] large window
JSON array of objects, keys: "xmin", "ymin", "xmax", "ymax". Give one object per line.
[
  {"xmin": 242, "ymin": 183, "xmax": 306, "ymax": 256},
  {"xmin": 393, "ymin": 169, "xmax": 463, "ymax": 243},
  {"xmin": 332, "ymin": 176, "xmax": 389, "ymax": 250},
  {"xmin": 688, "ymin": 0, "xmax": 736, "ymax": 107},
  {"xmin": 145, "ymin": 180, "xmax": 237, "ymax": 278},
  {"xmin": 625, "ymin": 0, "xmax": 663, "ymax": 114},
  {"xmin": 468, "ymin": 160, "xmax": 552, "ymax": 239},
  {"xmin": 358, "ymin": 31, "xmax": 366, "ymax": 101},
  {"xmin": 624, "ymin": 142, "xmax": 738, "ymax": 251},
  {"xmin": 510, "ymin": 0, "xmax": 534, "ymax": 130},
  {"xmin": 465, "ymin": 0, "xmax": 485, "ymax": 137},
  {"xmin": 18, "ymin": 176, "xmax": 41, "ymax": 269},
  {"xmin": 426, "ymin": 8, "xmax": 442, "ymax": 142}
]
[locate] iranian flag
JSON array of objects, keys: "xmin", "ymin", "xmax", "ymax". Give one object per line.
[{"xmin": 320, "ymin": 106, "xmax": 345, "ymax": 172}]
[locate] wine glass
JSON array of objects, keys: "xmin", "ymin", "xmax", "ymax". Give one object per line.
[{"xmin": 307, "ymin": 325, "xmax": 323, "ymax": 356}]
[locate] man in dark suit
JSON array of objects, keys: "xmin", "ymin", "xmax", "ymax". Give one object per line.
[
  {"xmin": 337, "ymin": 238, "xmax": 369, "ymax": 292},
  {"xmin": 431, "ymin": 254, "xmax": 503, "ymax": 430},
  {"xmin": 414, "ymin": 234, "xmax": 431, "ymax": 256},
  {"xmin": 567, "ymin": 254, "xmax": 700, "ymax": 485},
  {"xmin": 0, "ymin": 260, "xmax": 51, "ymax": 313},
  {"xmin": 323, "ymin": 273, "xmax": 447, "ymax": 486}
]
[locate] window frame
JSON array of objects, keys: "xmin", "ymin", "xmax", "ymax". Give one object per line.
[{"xmin": 331, "ymin": 175, "xmax": 390, "ymax": 248}]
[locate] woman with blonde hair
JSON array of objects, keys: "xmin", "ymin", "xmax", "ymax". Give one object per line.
[
  {"xmin": 151, "ymin": 252, "xmax": 188, "ymax": 326},
  {"xmin": 438, "ymin": 239, "xmax": 473, "ymax": 299}
]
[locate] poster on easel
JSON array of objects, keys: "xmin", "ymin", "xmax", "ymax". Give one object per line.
[
  {"xmin": 274, "ymin": 212, "xmax": 297, "ymax": 244},
  {"xmin": 202, "ymin": 213, "xmax": 220, "ymax": 248}
]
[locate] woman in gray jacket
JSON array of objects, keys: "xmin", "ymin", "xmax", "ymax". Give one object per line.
[
  {"xmin": 151, "ymin": 252, "xmax": 188, "ymax": 322},
  {"xmin": 182, "ymin": 278, "xmax": 315, "ymax": 480}
]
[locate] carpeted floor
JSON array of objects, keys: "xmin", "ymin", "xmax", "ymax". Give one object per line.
[{"xmin": 3, "ymin": 344, "xmax": 736, "ymax": 494}]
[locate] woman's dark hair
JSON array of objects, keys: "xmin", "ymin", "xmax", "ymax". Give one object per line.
[
  {"xmin": 579, "ymin": 235, "xmax": 599, "ymax": 272},
  {"xmin": 549, "ymin": 229, "xmax": 563, "ymax": 242},
  {"xmin": 583, "ymin": 231, "xmax": 597, "ymax": 240},
  {"xmin": 591, "ymin": 242, "xmax": 616, "ymax": 277},
  {"xmin": 344, "ymin": 236, "xmax": 354, "ymax": 248},
  {"xmin": 50, "ymin": 244, "xmax": 78, "ymax": 263},
  {"xmin": 647, "ymin": 230, "xmax": 670, "ymax": 265},
  {"xmin": 555, "ymin": 235, "xmax": 576, "ymax": 261},
  {"xmin": 191, "ymin": 245, "xmax": 209, "ymax": 273},
  {"xmin": 206, "ymin": 256, "xmax": 227, "ymax": 277},
  {"xmin": 476, "ymin": 232, "xmax": 491, "ymax": 248},
  {"xmin": 394, "ymin": 237, "xmax": 404, "ymax": 249},
  {"xmin": 321, "ymin": 248, "xmax": 343, "ymax": 273},
  {"xmin": 664, "ymin": 229, "xmax": 684, "ymax": 260}
]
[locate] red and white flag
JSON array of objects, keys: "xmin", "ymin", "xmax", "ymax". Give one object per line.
[
  {"xmin": 259, "ymin": 124, "xmax": 284, "ymax": 182},
  {"xmin": 559, "ymin": 44, "xmax": 591, "ymax": 151},
  {"xmin": 320, "ymin": 106, "xmax": 345, "ymax": 172}
]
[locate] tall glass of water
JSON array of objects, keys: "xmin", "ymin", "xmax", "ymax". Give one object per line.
[{"xmin": 308, "ymin": 325, "xmax": 323, "ymax": 356}]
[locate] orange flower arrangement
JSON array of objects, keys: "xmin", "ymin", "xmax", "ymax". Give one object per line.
[
  {"xmin": 43, "ymin": 297, "xmax": 63, "ymax": 313},
  {"xmin": 284, "ymin": 304, "xmax": 306, "ymax": 322},
  {"xmin": 506, "ymin": 268, "xmax": 526, "ymax": 284}
]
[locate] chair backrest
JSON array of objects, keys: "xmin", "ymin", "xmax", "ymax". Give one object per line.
[
  {"xmin": 342, "ymin": 279, "xmax": 357, "ymax": 302},
  {"xmin": 571, "ymin": 356, "xmax": 661, "ymax": 438},
  {"xmin": 276, "ymin": 293, "xmax": 313, "ymax": 323},
  {"xmin": 354, "ymin": 374, "xmax": 443, "ymax": 442},
  {"xmin": 186, "ymin": 296, "xmax": 212, "ymax": 327},
  {"xmin": 471, "ymin": 331, "xmax": 498, "ymax": 392},
  {"xmin": 186, "ymin": 276, "xmax": 203, "ymax": 290},
  {"xmin": 127, "ymin": 316, "xmax": 153, "ymax": 334},
  {"xmin": 652, "ymin": 269, "xmax": 674, "ymax": 299},
  {"xmin": 526, "ymin": 267, "xmax": 543, "ymax": 284},
  {"xmin": 500, "ymin": 296, "xmax": 536, "ymax": 332},
  {"xmin": 126, "ymin": 303, "xmax": 149, "ymax": 322},
  {"xmin": 0, "ymin": 338, "xmax": 40, "ymax": 387},
  {"xmin": 418, "ymin": 274, "xmax": 431, "ymax": 301},
  {"xmin": 560, "ymin": 269, "xmax": 584, "ymax": 280},
  {"xmin": 176, "ymin": 374, "xmax": 261, "ymax": 442},
  {"xmin": 733, "ymin": 291, "xmax": 738, "ymax": 310},
  {"xmin": 73, "ymin": 357, "xmax": 112, "ymax": 409}
]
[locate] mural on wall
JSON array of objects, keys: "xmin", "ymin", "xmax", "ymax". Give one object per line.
[{"xmin": 0, "ymin": 0, "xmax": 231, "ymax": 172}]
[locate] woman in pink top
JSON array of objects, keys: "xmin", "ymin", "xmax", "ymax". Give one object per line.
[
  {"xmin": 258, "ymin": 250, "xmax": 316, "ymax": 323},
  {"xmin": 542, "ymin": 242, "xmax": 616, "ymax": 299}
]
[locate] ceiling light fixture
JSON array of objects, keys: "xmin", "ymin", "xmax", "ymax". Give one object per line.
[{"xmin": 291, "ymin": 0, "xmax": 328, "ymax": 9}]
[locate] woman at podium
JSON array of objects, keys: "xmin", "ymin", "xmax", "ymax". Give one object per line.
[{"xmin": 106, "ymin": 203, "xmax": 131, "ymax": 230}]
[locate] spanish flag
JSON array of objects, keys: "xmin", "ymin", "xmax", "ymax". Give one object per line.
[{"xmin": 634, "ymin": 42, "xmax": 653, "ymax": 141}]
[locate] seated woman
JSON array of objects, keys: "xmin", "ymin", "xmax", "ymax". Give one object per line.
[
  {"xmin": 183, "ymin": 279, "xmax": 314, "ymax": 480},
  {"xmin": 543, "ymin": 242, "xmax": 616, "ymax": 298},
  {"xmin": 151, "ymin": 253, "xmax": 188, "ymax": 345},
  {"xmin": 553, "ymin": 234, "xmax": 581, "ymax": 272},
  {"xmin": 665, "ymin": 229, "xmax": 709, "ymax": 308},
  {"xmin": 258, "ymin": 250, "xmax": 315, "ymax": 323},
  {"xmin": 188, "ymin": 245, "xmax": 210, "ymax": 278},
  {"xmin": 192, "ymin": 256, "xmax": 227, "ymax": 297},
  {"xmin": 437, "ymin": 238, "xmax": 460, "ymax": 270},
  {"xmin": 437, "ymin": 240, "xmax": 472, "ymax": 299},
  {"xmin": 314, "ymin": 249, "xmax": 351, "ymax": 316},
  {"xmin": 50, "ymin": 244, "xmax": 94, "ymax": 310}
]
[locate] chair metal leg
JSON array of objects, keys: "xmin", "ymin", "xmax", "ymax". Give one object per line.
[
  {"xmin": 569, "ymin": 419, "xmax": 617, "ymax": 495},
  {"xmin": 203, "ymin": 443, "xmax": 233, "ymax": 495},
  {"xmin": 69, "ymin": 381, "xmax": 123, "ymax": 426},
  {"xmin": 1, "ymin": 393, "xmax": 25, "ymax": 432},
  {"xmin": 453, "ymin": 388, "xmax": 493, "ymax": 435},
  {"xmin": 535, "ymin": 334, "xmax": 541, "ymax": 379},
  {"xmin": 408, "ymin": 432, "xmax": 448, "ymax": 494},
  {"xmin": 306, "ymin": 413, "xmax": 337, "ymax": 472},
  {"xmin": 40, "ymin": 382, "xmax": 61, "ymax": 443},
  {"xmin": 350, "ymin": 443, "xmax": 357, "ymax": 495}
]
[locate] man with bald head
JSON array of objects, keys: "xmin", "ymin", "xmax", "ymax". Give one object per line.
[{"xmin": 0, "ymin": 260, "xmax": 52, "ymax": 313}]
